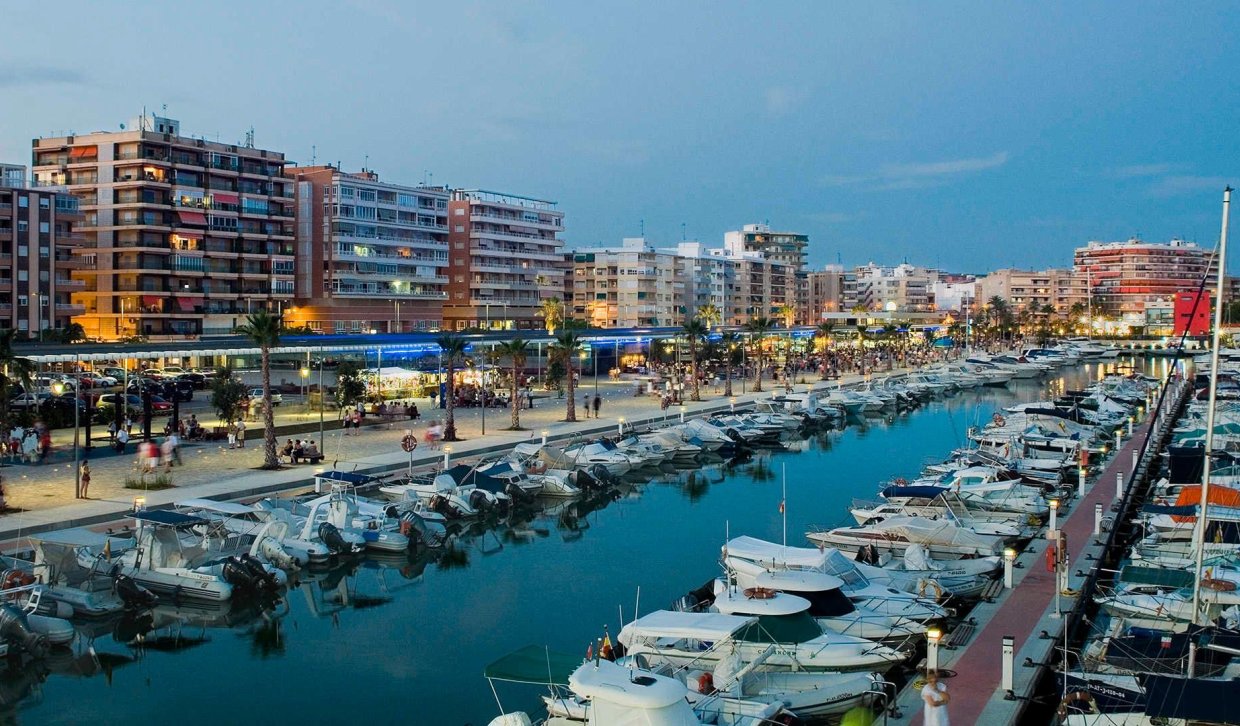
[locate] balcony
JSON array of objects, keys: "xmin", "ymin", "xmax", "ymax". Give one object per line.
[{"xmin": 54, "ymin": 278, "xmax": 86, "ymax": 290}]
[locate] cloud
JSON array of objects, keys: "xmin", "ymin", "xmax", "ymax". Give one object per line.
[
  {"xmin": 1109, "ymin": 163, "xmax": 1176, "ymax": 179},
  {"xmin": 764, "ymin": 86, "xmax": 802, "ymax": 117},
  {"xmin": 823, "ymin": 152, "xmax": 1009, "ymax": 190},
  {"xmin": 0, "ymin": 64, "xmax": 86, "ymax": 89},
  {"xmin": 1145, "ymin": 175, "xmax": 1232, "ymax": 198}
]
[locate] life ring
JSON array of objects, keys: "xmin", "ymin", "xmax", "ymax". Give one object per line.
[
  {"xmin": 401, "ymin": 434, "xmax": 418, "ymax": 452},
  {"xmin": 1201, "ymin": 578, "xmax": 1237, "ymax": 592},
  {"xmin": 917, "ymin": 579, "xmax": 945, "ymax": 600},
  {"xmin": 743, "ymin": 587, "xmax": 777, "ymax": 600},
  {"xmin": 892, "ymin": 477, "xmax": 909, "ymax": 487},
  {"xmin": 992, "ymin": 413, "xmax": 1006, "ymax": 427},
  {"xmin": 696, "ymin": 672, "xmax": 715, "ymax": 694},
  {"xmin": 1, "ymin": 569, "xmax": 33, "ymax": 590},
  {"xmin": 1057, "ymin": 690, "xmax": 1098, "ymax": 718}
]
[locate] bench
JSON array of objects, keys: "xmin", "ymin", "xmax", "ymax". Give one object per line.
[
  {"xmin": 942, "ymin": 618, "xmax": 978, "ymax": 650},
  {"xmin": 980, "ymin": 577, "xmax": 1005, "ymax": 603},
  {"xmin": 282, "ymin": 453, "xmax": 325, "ymax": 465}
]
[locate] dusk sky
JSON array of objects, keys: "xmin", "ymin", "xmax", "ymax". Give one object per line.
[{"xmin": 2, "ymin": 2, "xmax": 1235, "ymax": 272}]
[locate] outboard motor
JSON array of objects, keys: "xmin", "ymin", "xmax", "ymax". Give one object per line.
[
  {"xmin": 257, "ymin": 538, "xmax": 299, "ymax": 572},
  {"xmin": 318, "ymin": 522, "xmax": 352, "ymax": 554},
  {"xmin": 239, "ymin": 554, "xmax": 281, "ymax": 592},
  {"xmin": 0, "ymin": 603, "xmax": 47, "ymax": 658},
  {"xmin": 427, "ymin": 494, "xmax": 460, "ymax": 519},
  {"xmin": 399, "ymin": 512, "xmax": 447, "ymax": 549},
  {"xmin": 468, "ymin": 489, "xmax": 494, "ymax": 514},
  {"xmin": 114, "ymin": 572, "xmax": 158, "ymax": 610},
  {"xmin": 725, "ymin": 428, "xmax": 746, "ymax": 445},
  {"xmin": 590, "ymin": 464, "xmax": 617, "ymax": 487},
  {"xmin": 221, "ymin": 557, "xmax": 260, "ymax": 592}
]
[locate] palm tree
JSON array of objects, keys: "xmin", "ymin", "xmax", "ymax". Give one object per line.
[
  {"xmin": 682, "ymin": 318, "xmax": 708, "ymax": 402},
  {"xmin": 743, "ymin": 316, "xmax": 773, "ymax": 392},
  {"xmin": 236, "ymin": 310, "xmax": 282, "ymax": 469},
  {"xmin": 719, "ymin": 331, "xmax": 740, "ymax": 397},
  {"xmin": 0, "ymin": 329, "xmax": 35, "ymax": 432},
  {"xmin": 539, "ymin": 297, "xmax": 564, "ymax": 336},
  {"xmin": 695, "ymin": 303, "xmax": 721, "ymax": 330},
  {"xmin": 498, "ymin": 338, "xmax": 529, "ymax": 430},
  {"xmin": 435, "ymin": 334, "xmax": 467, "ymax": 441},
  {"xmin": 775, "ymin": 303, "xmax": 797, "ymax": 386},
  {"xmin": 550, "ymin": 328, "xmax": 584, "ymax": 422},
  {"xmin": 815, "ymin": 322, "xmax": 836, "ymax": 380}
]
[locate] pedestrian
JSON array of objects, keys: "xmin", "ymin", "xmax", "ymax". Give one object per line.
[
  {"xmin": 140, "ymin": 439, "xmax": 159, "ymax": 473},
  {"xmin": 227, "ymin": 421, "xmax": 238, "ymax": 449},
  {"xmin": 526, "ymin": 388, "xmax": 534, "ymax": 409},
  {"xmin": 592, "ymin": 394, "xmax": 601, "ymax": 419},
  {"xmin": 38, "ymin": 427, "xmax": 51, "ymax": 463},
  {"xmin": 236, "ymin": 418, "xmax": 246, "ymax": 448},
  {"xmin": 115, "ymin": 428, "xmax": 130, "ymax": 454},
  {"xmin": 922, "ymin": 670, "xmax": 950, "ymax": 726},
  {"xmin": 168, "ymin": 430, "xmax": 182, "ymax": 465},
  {"xmin": 124, "ymin": 415, "xmax": 133, "ymax": 435},
  {"xmin": 106, "ymin": 419, "xmax": 118, "ymax": 443},
  {"xmin": 79, "ymin": 461, "xmax": 91, "ymax": 499},
  {"xmin": 583, "ymin": 395, "xmax": 591, "ymax": 418},
  {"xmin": 160, "ymin": 437, "xmax": 176, "ymax": 471}
]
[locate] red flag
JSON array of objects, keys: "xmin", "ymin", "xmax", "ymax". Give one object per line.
[{"xmin": 779, "ymin": 500, "xmax": 785, "ymax": 514}]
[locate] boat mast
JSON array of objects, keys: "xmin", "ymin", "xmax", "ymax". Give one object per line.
[
  {"xmin": 1086, "ymin": 266, "xmax": 1092, "ymax": 341},
  {"xmin": 1189, "ymin": 187, "xmax": 1232, "ymax": 627}
]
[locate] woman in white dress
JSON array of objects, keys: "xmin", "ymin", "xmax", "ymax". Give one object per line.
[{"xmin": 922, "ymin": 670, "xmax": 950, "ymax": 726}]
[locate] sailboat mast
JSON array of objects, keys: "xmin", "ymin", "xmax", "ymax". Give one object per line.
[{"xmin": 1190, "ymin": 186, "xmax": 1232, "ymax": 626}]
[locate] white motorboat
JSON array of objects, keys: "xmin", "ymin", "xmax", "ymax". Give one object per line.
[
  {"xmin": 808, "ymin": 515, "xmax": 1009, "ymax": 560},
  {"xmin": 175, "ymin": 498, "xmax": 326, "ymax": 566},
  {"xmin": 561, "ymin": 441, "xmax": 638, "ymax": 475}
]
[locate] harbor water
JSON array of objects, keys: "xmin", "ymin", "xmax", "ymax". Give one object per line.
[{"xmin": 15, "ymin": 360, "xmax": 1160, "ymax": 725}]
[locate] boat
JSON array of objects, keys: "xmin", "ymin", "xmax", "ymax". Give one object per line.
[{"xmin": 807, "ymin": 515, "xmax": 1009, "ymax": 560}]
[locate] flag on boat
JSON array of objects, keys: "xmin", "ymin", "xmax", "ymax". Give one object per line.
[
  {"xmin": 103, "ymin": 539, "xmax": 111, "ymax": 560},
  {"xmin": 779, "ymin": 499, "xmax": 785, "ymax": 514},
  {"xmin": 601, "ymin": 634, "xmax": 615, "ymax": 661}
]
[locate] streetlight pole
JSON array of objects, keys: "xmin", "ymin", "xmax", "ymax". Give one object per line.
[
  {"xmin": 55, "ymin": 382, "xmax": 81, "ymax": 498},
  {"xmin": 393, "ymin": 300, "xmax": 400, "ymax": 334},
  {"xmin": 317, "ymin": 345, "xmax": 325, "ymax": 452},
  {"xmin": 481, "ymin": 344, "xmax": 488, "ymax": 436}
]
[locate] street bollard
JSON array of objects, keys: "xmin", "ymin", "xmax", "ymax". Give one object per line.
[
  {"xmin": 541, "ymin": 430, "xmax": 548, "ymax": 446},
  {"xmin": 443, "ymin": 445, "xmax": 452, "ymax": 469},
  {"xmin": 1002, "ymin": 636, "xmax": 1015, "ymax": 693},
  {"xmin": 1094, "ymin": 502, "xmax": 1103, "ymax": 535},
  {"xmin": 927, "ymin": 627, "xmax": 942, "ymax": 671},
  {"xmin": 1115, "ymin": 429, "xmax": 1122, "ymax": 452},
  {"xmin": 1116, "ymin": 471, "xmax": 1124, "ymax": 501},
  {"xmin": 1128, "ymin": 418, "xmax": 1134, "ymax": 436},
  {"xmin": 1004, "ymin": 548, "xmax": 1016, "ymax": 588},
  {"xmin": 617, "ymin": 418, "xmax": 625, "ymax": 436},
  {"xmin": 1078, "ymin": 467, "xmax": 1086, "ymax": 498}
]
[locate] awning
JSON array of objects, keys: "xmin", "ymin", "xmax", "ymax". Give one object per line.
[
  {"xmin": 141, "ymin": 295, "xmax": 162, "ymax": 307},
  {"xmin": 213, "ymin": 192, "xmax": 239, "ymax": 204},
  {"xmin": 175, "ymin": 297, "xmax": 196, "ymax": 312},
  {"xmin": 171, "ymin": 231, "xmax": 202, "ymax": 241},
  {"xmin": 622, "ymin": 611, "xmax": 755, "ymax": 641},
  {"xmin": 483, "ymin": 645, "xmax": 582, "ymax": 686},
  {"xmin": 177, "ymin": 211, "xmax": 207, "ymax": 225},
  {"xmin": 69, "ymin": 146, "xmax": 97, "ymax": 159}
]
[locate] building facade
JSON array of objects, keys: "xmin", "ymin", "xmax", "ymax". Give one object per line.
[
  {"xmin": 446, "ymin": 190, "xmax": 565, "ymax": 331},
  {"xmin": 0, "ymin": 164, "xmax": 86, "ymax": 336},
  {"xmin": 1074, "ymin": 238, "xmax": 1217, "ymax": 320},
  {"xmin": 723, "ymin": 223, "xmax": 808, "ymax": 271},
  {"xmin": 805, "ymin": 265, "xmax": 846, "ymax": 322},
  {"xmin": 568, "ymin": 238, "xmax": 685, "ymax": 328},
  {"xmin": 283, "ymin": 166, "xmax": 448, "ymax": 334},
  {"xmin": 32, "ymin": 115, "xmax": 296, "ymax": 339},
  {"xmin": 847, "ymin": 263, "xmax": 936, "ymax": 312},
  {"xmin": 974, "ymin": 268, "xmax": 1086, "ymax": 316}
]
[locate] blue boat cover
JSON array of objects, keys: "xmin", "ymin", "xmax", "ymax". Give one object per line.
[
  {"xmin": 133, "ymin": 510, "xmax": 207, "ymax": 527},
  {"xmin": 315, "ymin": 470, "xmax": 378, "ymax": 485},
  {"xmin": 881, "ymin": 485, "xmax": 948, "ymax": 499},
  {"xmin": 1143, "ymin": 673, "xmax": 1240, "ymax": 721},
  {"xmin": 1141, "ymin": 504, "xmax": 1197, "ymax": 516}
]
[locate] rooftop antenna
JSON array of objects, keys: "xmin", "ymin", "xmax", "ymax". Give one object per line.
[
  {"xmin": 244, "ymin": 126, "xmax": 255, "ymax": 148},
  {"xmin": 681, "ymin": 222, "xmax": 686, "ymax": 241},
  {"xmin": 640, "ymin": 218, "xmax": 645, "ymax": 237},
  {"xmin": 363, "ymin": 154, "xmax": 369, "ymax": 171},
  {"xmin": 311, "ymin": 145, "xmax": 316, "ymax": 165}
]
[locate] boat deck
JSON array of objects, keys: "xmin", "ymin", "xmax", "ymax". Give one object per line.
[{"xmin": 889, "ymin": 416, "xmax": 1156, "ymax": 725}]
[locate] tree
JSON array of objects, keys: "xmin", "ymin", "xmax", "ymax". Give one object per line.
[
  {"xmin": 0, "ymin": 330, "xmax": 35, "ymax": 431},
  {"xmin": 57, "ymin": 322, "xmax": 87, "ymax": 344},
  {"xmin": 236, "ymin": 310, "xmax": 282, "ymax": 469},
  {"xmin": 539, "ymin": 297, "xmax": 564, "ymax": 336},
  {"xmin": 498, "ymin": 338, "xmax": 529, "ymax": 430},
  {"xmin": 682, "ymin": 318, "xmax": 708, "ymax": 402},
  {"xmin": 436, "ymin": 333, "xmax": 467, "ymax": 441},
  {"xmin": 550, "ymin": 327, "xmax": 583, "ymax": 422},
  {"xmin": 743, "ymin": 316, "xmax": 773, "ymax": 392},
  {"xmin": 719, "ymin": 332, "xmax": 741, "ymax": 397},
  {"xmin": 335, "ymin": 361, "xmax": 366, "ymax": 410},
  {"xmin": 696, "ymin": 303, "xmax": 722, "ymax": 330},
  {"xmin": 815, "ymin": 322, "xmax": 836, "ymax": 380},
  {"xmin": 210, "ymin": 366, "xmax": 248, "ymax": 424}
]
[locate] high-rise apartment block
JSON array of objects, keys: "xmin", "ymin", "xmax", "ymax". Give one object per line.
[
  {"xmin": 568, "ymin": 238, "xmax": 684, "ymax": 328},
  {"xmin": 1074, "ymin": 238, "xmax": 1216, "ymax": 320},
  {"xmin": 846, "ymin": 263, "xmax": 937, "ymax": 312},
  {"xmin": 0, "ymin": 164, "xmax": 86, "ymax": 336},
  {"xmin": 724, "ymin": 223, "xmax": 808, "ymax": 270},
  {"xmin": 283, "ymin": 166, "xmax": 448, "ymax": 334},
  {"xmin": 806, "ymin": 265, "xmax": 847, "ymax": 320},
  {"xmin": 32, "ymin": 115, "xmax": 295, "ymax": 339},
  {"xmin": 446, "ymin": 190, "xmax": 565, "ymax": 331},
  {"xmin": 974, "ymin": 268, "xmax": 1087, "ymax": 316}
]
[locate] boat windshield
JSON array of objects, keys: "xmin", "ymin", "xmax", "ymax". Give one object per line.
[
  {"xmin": 799, "ymin": 587, "xmax": 856, "ymax": 617},
  {"xmin": 737, "ymin": 613, "xmax": 823, "ymax": 644}
]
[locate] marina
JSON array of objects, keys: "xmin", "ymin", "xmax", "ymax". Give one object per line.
[{"xmin": 0, "ymin": 351, "xmax": 1163, "ymax": 724}]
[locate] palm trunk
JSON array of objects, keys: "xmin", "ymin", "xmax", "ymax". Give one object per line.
[
  {"xmin": 444, "ymin": 361, "xmax": 458, "ymax": 440},
  {"xmin": 724, "ymin": 359, "xmax": 733, "ymax": 397},
  {"xmin": 509, "ymin": 364, "xmax": 520, "ymax": 429},
  {"xmin": 690, "ymin": 340, "xmax": 701, "ymax": 402},
  {"xmin": 261, "ymin": 346, "xmax": 279, "ymax": 468},
  {"xmin": 753, "ymin": 349, "xmax": 764, "ymax": 392},
  {"xmin": 565, "ymin": 358, "xmax": 576, "ymax": 422}
]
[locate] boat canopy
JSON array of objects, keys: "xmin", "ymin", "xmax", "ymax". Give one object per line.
[
  {"xmin": 1143, "ymin": 673, "xmax": 1240, "ymax": 721},
  {"xmin": 725, "ymin": 535, "xmax": 829, "ymax": 569},
  {"xmin": 1141, "ymin": 503, "xmax": 1197, "ymax": 517},
  {"xmin": 483, "ymin": 644, "xmax": 583, "ymax": 685},
  {"xmin": 753, "ymin": 570, "xmax": 845, "ymax": 593},
  {"xmin": 1118, "ymin": 565, "xmax": 1195, "ymax": 590},
  {"xmin": 132, "ymin": 510, "xmax": 206, "ymax": 527},
  {"xmin": 623, "ymin": 610, "xmax": 755, "ymax": 641},
  {"xmin": 445, "ymin": 464, "xmax": 509, "ymax": 495},
  {"xmin": 175, "ymin": 498, "xmax": 255, "ymax": 515},
  {"xmin": 713, "ymin": 589, "xmax": 812, "ymax": 617},
  {"xmin": 570, "ymin": 659, "xmax": 687, "ymax": 709},
  {"xmin": 315, "ymin": 470, "xmax": 379, "ymax": 486},
  {"xmin": 882, "ymin": 485, "xmax": 949, "ymax": 499},
  {"xmin": 1171, "ymin": 485, "xmax": 1240, "ymax": 522}
]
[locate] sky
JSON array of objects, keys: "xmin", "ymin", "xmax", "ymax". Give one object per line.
[{"xmin": 1, "ymin": 2, "xmax": 1237, "ymax": 273}]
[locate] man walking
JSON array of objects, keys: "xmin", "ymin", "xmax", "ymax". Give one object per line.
[{"xmin": 592, "ymin": 394, "xmax": 601, "ymax": 420}]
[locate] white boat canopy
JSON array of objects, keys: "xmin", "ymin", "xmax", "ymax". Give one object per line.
[
  {"xmin": 754, "ymin": 570, "xmax": 845, "ymax": 593},
  {"xmin": 175, "ymin": 498, "xmax": 256, "ymax": 516},
  {"xmin": 622, "ymin": 610, "xmax": 755, "ymax": 641},
  {"xmin": 713, "ymin": 589, "xmax": 812, "ymax": 616},
  {"xmin": 725, "ymin": 535, "xmax": 829, "ymax": 569},
  {"xmin": 570, "ymin": 659, "xmax": 688, "ymax": 710}
]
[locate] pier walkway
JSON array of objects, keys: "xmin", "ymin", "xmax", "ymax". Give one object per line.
[{"xmin": 894, "ymin": 415, "xmax": 1154, "ymax": 725}]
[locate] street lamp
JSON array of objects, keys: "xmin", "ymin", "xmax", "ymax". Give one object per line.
[
  {"xmin": 300, "ymin": 366, "xmax": 310, "ymax": 406},
  {"xmin": 53, "ymin": 382, "xmax": 82, "ymax": 499}
]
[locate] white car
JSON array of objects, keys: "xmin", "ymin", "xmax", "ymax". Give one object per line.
[{"xmin": 248, "ymin": 388, "xmax": 283, "ymax": 405}]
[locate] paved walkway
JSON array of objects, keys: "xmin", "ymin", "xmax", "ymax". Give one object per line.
[
  {"xmin": 0, "ymin": 354, "xmax": 963, "ymax": 541},
  {"xmin": 899, "ymin": 416, "xmax": 1151, "ymax": 725}
]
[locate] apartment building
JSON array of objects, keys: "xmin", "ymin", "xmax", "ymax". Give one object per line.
[
  {"xmin": 568, "ymin": 238, "xmax": 685, "ymax": 328},
  {"xmin": 0, "ymin": 164, "xmax": 86, "ymax": 336},
  {"xmin": 806, "ymin": 265, "xmax": 846, "ymax": 321},
  {"xmin": 714, "ymin": 249, "xmax": 795, "ymax": 325},
  {"xmin": 31, "ymin": 115, "xmax": 295, "ymax": 339},
  {"xmin": 446, "ymin": 190, "xmax": 565, "ymax": 331},
  {"xmin": 1074, "ymin": 238, "xmax": 1217, "ymax": 320},
  {"xmin": 283, "ymin": 166, "xmax": 448, "ymax": 334},
  {"xmin": 974, "ymin": 268, "xmax": 1087, "ymax": 316},
  {"xmin": 723, "ymin": 223, "xmax": 808, "ymax": 271},
  {"xmin": 848, "ymin": 263, "xmax": 936, "ymax": 312},
  {"xmin": 674, "ymin": 241, "xmax": 731, "ymax": 322}
]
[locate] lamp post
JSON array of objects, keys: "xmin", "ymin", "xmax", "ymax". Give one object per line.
[
  {"xmin": 300, "ymin": 366, "xmax": 310, "ymax": 409},
  {"xmin": 1003, "ymin": 547, "xmax": 1016, "ymax": 588},
  {"xmin": 317, "ymin": 346, "xmax": 325, "ymax": 452},
  {"xmin": 1048, "ymin": 498, "xmax": 1059, "ymax": 538},
  {"xmin": 53, "ymin": 382, "xmax": 81, "ymax": 499},
  {"xmin": 926, "ymin": 627, "xmax": 942, "ymax": 671},
  {"xmin": 393, "ymin": 299, "xmax": 401, "ymax": 334}
]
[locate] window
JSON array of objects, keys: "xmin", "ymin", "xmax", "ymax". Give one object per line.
[
  {"xmin": 17, "ymin": 271, "xmax": 27, "ymax": 282},
  {"xmin": 357, "ymin": 189, "xmax": 376, "ymax": 202},
  {"xmin": 18, "ymin": 197, "xmax": 28, "ymax": 208},
  {"xmin": 17, "ymin": 295, "xmax": 27, "ymax": 307},
  {"xmin": 39, "ymin": 247, "xmax": 48, "ymax": 257},
  {"xmin": 337, "ymin": 186, "xmax": 355, "ymax": 199},
  {"xmin": 39, "ymin": 197, "xmax": 49, "ymax": 209},
  {"xmin": 17, "ymin": 221, "xmax": 27, "ymax": 233},
  {"xmin": 454, "ymin": 208, "xmax": 464, "ymax": 216},
  {"xmin": 454, "ymin": 225, "xmax": 464, "ymax": 233},
  {"xmin": 39, "ymin": 222, "xmax": 49, "ymax": 234}
]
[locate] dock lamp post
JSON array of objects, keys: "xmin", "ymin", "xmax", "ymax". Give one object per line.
[
  {"xmin": 729, "ymin": 397, "xmax": 736, "ymax": 413},
  {"xmin": 300, "ymin": 367, "xmax": 310, "ymax": 409},
  {"xmin": 926, "ymin": 627, "xmax": 942, "ymax": 672},
  {"xmin": 442, "ymin": 445, "xmax": 452, "ymax": 470},
  {"xmin": 1003, "ymin": 547, "xmax": 1017, "ymax": 589},
  {"xmin": 1114, "ymin": 428, "xmax": 1122, "ymax": 452},
  {"xmin": 1127, "ymin": 415, "xmax": 1134, "ymax": 437},
  {"xmin": 1078, "ymin": 467, "xmax": 1086, "ymax": 498},
  {"xmin": 541, "ymin": 430, "xmax": 549, "ymax": 446},
  {"xmin": 1048, "ymin": 498, "xmax": 1059, "ymax": 538},
  {"xmin": 53, "ymin": 382, "xmax": 81, "ymax": 499},
  {"xmin": 1002, "ymin": 636, "xmax": 1016, "ymax": 696},
  {"xmin": 679, "ymin": 405, "xmax": 686, "ymax": 423},
  {"xmin": 617, "ymin": 417, "xmax": 625, "ymax": 437},
  {"xmin": 132, "ymin": 496, "xmax": 146, "ymax": 512}
]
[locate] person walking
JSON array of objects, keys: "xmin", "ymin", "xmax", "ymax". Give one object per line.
[
  {"xmin": 922, "ymin": 670, "xmax": 950, "ymax": 726},
  {"xmin": 583, "ymin": 395, "xmax": 591, "ymax": 418},
  {"xmin": 227, "ymin": 421, "xmax": 238, "ymax": 449},
  {"xmin": 592, "ymin": 394, "xmax": 601, "ymax": 419},
  {"xmin": 168, "ymin": 430, "xmax": 182, "ymax": 466},
  {"xmin": 79, "ymin": 461, "xmax": 91, "ymax": 499},
  {"xmin": 106, "ymin": 419, "xmax": 118, "ymax": 443},
  {"xmin": 235, "ymin": 418, "xmax": 246, "ymax": 448},
  {"xmin": 124, "ymin": 415, "xmax": 133, "ymax": 436},
  {"xmin": 115, "ymin": 427, "xmax": 130, "ymax": 454}
]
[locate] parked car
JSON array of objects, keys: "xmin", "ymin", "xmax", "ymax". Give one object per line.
[
  {"xmin": 76, "ymin": 373, "xmax": 117, "ymax": 388},
  {"xmin": 139, "ymin": 368, "xmax": 165, "ymax": 379},
  {"xmin": 96, "ymin": 393, "xmax": 173, "ymax": 416},
  {"xmin": 100, "ymin": 367, "xmax": 128, "ymax": 380},
  {"xmin": 159, "ymin": 379, "xmax": 194, "ymax": 402},
  {"xmin": 9, "ymin": 392, "xmax": 51, "ymax": 409},
  {"xmin": 41, "ymin": 394, "xmax": 88, "ymax": 418},
  {"xmin": 32, "ymin": 376, "xmax": 74, "ymax": 393},
  {"xmin": 175, "ymin": 372, "xmax": 207, "ymax": 390},
  {"xmin": 248, "ymin": 388, "xmax": 283, "ymax": 405}
]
